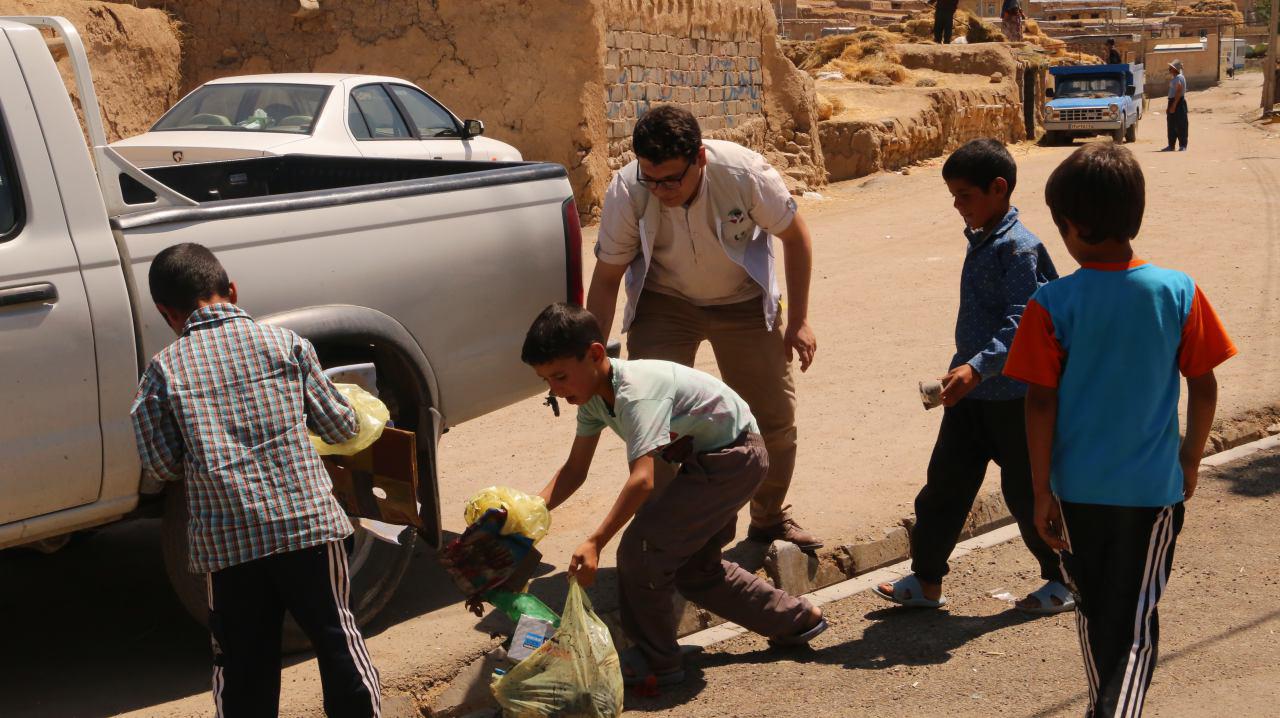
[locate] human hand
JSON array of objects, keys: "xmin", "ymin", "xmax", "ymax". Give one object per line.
[
  {"xmin": 1034, "ymin": 494, "xmax": 1068, "ymax": 551},
  {"xmin": 785, "ymin": 319, "xmax": 817, "ymax": 372},
  {"xmin": 568, "ymin": 538, "xmax": 600, "ymax": 588},
  {"xmin": 464, "ymin": 595, "xmax": 486, "ymax": 618},
  {"xmin": 1181, "ymin": 454, "xmax": 1200, "ymax": 500},
  {"xmin": 939, "ymin": 364, "xmax": 980, "ymax": 407}
]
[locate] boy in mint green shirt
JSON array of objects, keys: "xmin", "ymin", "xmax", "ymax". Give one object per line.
[{"xmin": 522, "ymin": 302, "xmax": 826, "ymax": 689}]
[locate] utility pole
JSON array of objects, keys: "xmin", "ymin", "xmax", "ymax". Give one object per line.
[{"xmin": 1266, "ymin": 0, "xmax": 1279, "ymax": 113}]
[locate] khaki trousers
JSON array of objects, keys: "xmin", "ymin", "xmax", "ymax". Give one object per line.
[
  {"xmin": 626, "ymin": 290, "xmax": 798, "ymax": 527},
  {"xmin": 616, "ymin": 433, "xmax": 813, "ymax": 674}
]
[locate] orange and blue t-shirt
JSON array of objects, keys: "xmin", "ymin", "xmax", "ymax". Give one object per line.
[{"xmin": 1004, "ymin": 259, "xmax": 1236, "ymax": 507}]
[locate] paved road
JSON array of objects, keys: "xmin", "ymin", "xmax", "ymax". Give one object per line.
[
  {"xmin": 1, "ymin": 73, "xmax": 1276, "ymax": 717},
  {"xmin": 626, "ymin": 443, "xmax": 1280, "ymax": 717}
]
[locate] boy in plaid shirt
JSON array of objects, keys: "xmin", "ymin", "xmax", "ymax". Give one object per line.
[{"xmin": 131, "ymin": 243, "xmax": 381, "ymax": 717}]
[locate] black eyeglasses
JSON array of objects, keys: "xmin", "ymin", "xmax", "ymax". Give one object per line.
[{"xmin": 637, "ymin": 159, "xmax": 695, "ymax": 191}]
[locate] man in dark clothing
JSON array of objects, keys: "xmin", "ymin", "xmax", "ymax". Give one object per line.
[
  {"xmin": 932, "ymin": 0, "xmax": 958, "ymax": 44},
  {"xmin": 1105, "ymin": 38, "xmax": 1122, "ymax": 64}
]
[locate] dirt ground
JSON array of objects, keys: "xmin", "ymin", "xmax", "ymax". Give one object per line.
[
  {"xmin": 1, "ymin": 74, "xmax": 1277, "ymax": 717},
  {"xmin": 626, "ymin": 443, "xmax": 1280, "ymax": 717}
]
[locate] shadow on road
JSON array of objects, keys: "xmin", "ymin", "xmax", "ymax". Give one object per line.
[
  {"xmin": 1208, "ymin": 450, "xmax": 1280, "ymax": 498},
  {"xmin": 627, "ymin": 606, "xmax": 1033, "ymax": 712},
  {"xmin": 0, "ymin": 522, "xmax": 489, "ymax": 717}
]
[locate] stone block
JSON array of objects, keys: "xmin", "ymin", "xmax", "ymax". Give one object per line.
[
  {"xmin": 381, "ymin": 694, "xmax": 419, "ymax": 718},
  {"xmin": 607, "ymin": 85, "xmax": 625, "ymax": 103},
  {"xmin": 763, "ymin": 540, "xmax": 818, "ymax": 595},
  {"xmin": 429, "ymin": 647, "xmax": 512, "ymax": 718},
  {"xmin": 697, "ymin": 38, "xmax": 709, "ymax": 54},
  {"xmin": 842, "ymin": 526, "xmax": 910, "ymax": 574},
  {"xmin": 695, "ymin": 87, "xmax": 708, "ymax": 102},
  {"xmin": 958, "ymin": 492, "xmax": 1013, "ymax": 541},
  {"xmin": 630, "ymin": 32, "xmax": 646, "ymax": 50},
  {"xmin": 676, "ymin": 86, "xmax": 693, "ymax": 103}
]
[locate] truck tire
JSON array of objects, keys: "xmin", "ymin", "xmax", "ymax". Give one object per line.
[
  {"xmin": 1112, "ymin": 121, "xmax": 1126, "ymax": 143},
  {"xmin": 1125, "ymin": 119, "xmax": 1137, "ymax": 143},
  {"xmin": 162, "ymin": 483, "xmax": 418, "ymax": 652}
]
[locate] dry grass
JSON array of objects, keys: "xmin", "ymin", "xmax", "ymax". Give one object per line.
[{"xmin": 833, "ymin": 56, "xmax": 913, "ymax": 85}]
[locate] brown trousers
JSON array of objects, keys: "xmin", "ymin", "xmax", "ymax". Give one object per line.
[
  {"xmin": 617, "ymin": 433, "xmax": 813, "ymax": 673},
  {"xmin": 626, "ymin": 290, "xmax": 798, "ymax": 527}
]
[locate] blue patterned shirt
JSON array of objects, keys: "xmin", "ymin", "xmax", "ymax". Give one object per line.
[
  {"xmin": 952, "ymin": 207, "xmax": 1058, "ymax": 401},
  {"xmin": 131, "ymin": 304, "xmax": 358, "ymax": 573}
]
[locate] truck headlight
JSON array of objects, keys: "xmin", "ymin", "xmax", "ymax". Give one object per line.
[
  {"xmin": 1045, "ymin": 105, "xmax": 1059, "ymax": 120},
  {"xmin": 1107, "ymin": 104, "xmax": 1119, "ymax": 118}
]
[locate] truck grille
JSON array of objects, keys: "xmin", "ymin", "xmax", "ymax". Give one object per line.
[{"xmin": 1060, "ymin": 108, "xmax": 1105, "ymax": 122}]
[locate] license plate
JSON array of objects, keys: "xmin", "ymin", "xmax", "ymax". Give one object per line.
[{"xmin": 1068, "ymin": 123, "xmax": 1094, "ymax": 129}]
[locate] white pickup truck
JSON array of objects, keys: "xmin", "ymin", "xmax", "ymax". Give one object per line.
[{"xmin": 0, "ymin": 16, "xmax": 582, "ymax": 639}]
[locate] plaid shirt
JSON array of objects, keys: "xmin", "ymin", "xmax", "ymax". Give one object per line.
[{"xmin": 131, "ymin": 304, "xmax": 358, "ymax": 573}]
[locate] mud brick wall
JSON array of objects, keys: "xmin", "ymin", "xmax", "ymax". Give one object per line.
[
  {"xmin": 603, "ymin": 30, "xmax": 765, "ymax": 148},
  {"xmin": 601, "ymin": 0, "xmax": 826, "ymax": 193}
]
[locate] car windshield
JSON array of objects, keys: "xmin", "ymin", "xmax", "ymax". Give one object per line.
[
  {"xmin": 1054, "ymin": 77, "xmax": 1124, "ymax": 99},
  {"xmin": 152, "ymin": 83, "xmax": 329, "ymax": 134}
]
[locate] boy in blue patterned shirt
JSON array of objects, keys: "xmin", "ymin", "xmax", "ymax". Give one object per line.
[
  {"xmin": 131, "ymin": 243, "xmax": 381, "ymax": 717},
  {"xmin": 875, "ymin": 139, "xmax": 1068, "ymax": 613}
]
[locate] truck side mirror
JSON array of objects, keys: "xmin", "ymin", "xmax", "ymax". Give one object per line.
[
  {"xmin": 1126, "ymin": 84, "xmax": 1136, "ymax": 95},
  {"xmin": 463, "ymin": 119, "xmax": 485, "ymax": 138},
  {"xmin": 1045, "ymin": 87, "xmax": 1055, "ymax": 98}
]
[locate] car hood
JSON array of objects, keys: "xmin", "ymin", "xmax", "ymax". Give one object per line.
[
  {"xmin": 109, "ymin": 131, "xmax": 312, "ymax": 168},
  {"xmin": 1047, "ymin": 97, "xmax": 1122, "ymax": 109}
]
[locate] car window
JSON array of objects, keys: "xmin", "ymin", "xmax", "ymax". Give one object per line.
[
  {"xmin": 1055, "ymin": 77, "xmax": 1123, "ymax": 98},
  {"xmin": 388, "ymin": 85, "xmax": 459, "ymax": 138},
  {"xmin": 152, "ymin": 83, "xmax": 328, "ymax": 134},
  {"xmin": 348, "ymin": 100, "xmax": 372, "ymax": 139},
  {"xmin": 0, "ymin": 125, "xmax": 21, "ymax": 241},
  {"xmin": 350, "ymin": 85, "xmax": 411, "ymax": 139}
]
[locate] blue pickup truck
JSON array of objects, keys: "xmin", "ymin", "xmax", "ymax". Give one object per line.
[{"xmin": 1043, "ymin": 63, "xmax": 1146, "ymax": 145}]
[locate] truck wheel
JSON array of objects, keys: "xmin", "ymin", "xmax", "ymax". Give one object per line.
[
  {"xmin": 1112, "ymin": 121, "xmax": 1126, "ymax": 143},
  {"xmin": 1125, "ymin": 119, "xmax": 1137, "ymax": 143},
  {"xmin": 162, "ymin": 483, "xmax": 418, "ymax": 652}
]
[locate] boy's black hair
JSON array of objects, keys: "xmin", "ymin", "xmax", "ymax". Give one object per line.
[
  {"xmin": 632, "ymin": 105, "xmax": 702, "ymax": 165},
  {"xmin": 148, "ymin": 242, "xmax": 231, "ymax": 315},
  {"xmin": 521, "ymin": 303, "xmax": 604, "ymax": 365},
  {"xmin": 1044, "ymin": 142, "xmax": 1145, "ymax": 245},
  {"xmin": 941, "ymin": 138, "xmax": 1018, "ymax": 196}
]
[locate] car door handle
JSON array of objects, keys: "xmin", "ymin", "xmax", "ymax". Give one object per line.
[{"xmin": 0, "ymin": 282, "xmax": 58, "ymax": 308}]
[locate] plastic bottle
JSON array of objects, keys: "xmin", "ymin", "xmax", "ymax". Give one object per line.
[{"xmin": 485, "ymin": 589, "xmax": 560, "ymax": 627}]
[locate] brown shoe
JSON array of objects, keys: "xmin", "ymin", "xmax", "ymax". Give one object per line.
[{"xmin": 748, "ymin": 518, "xmax": 824, "ymax": 551}]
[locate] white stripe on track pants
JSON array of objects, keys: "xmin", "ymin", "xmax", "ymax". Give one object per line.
[
  {"xmin": 206, "ymin": 539, "xmax": 381, "ymax": 717},
  {"xmin": 1059, "ymin": 501, "xmax": 1184, "ymax": 718}
]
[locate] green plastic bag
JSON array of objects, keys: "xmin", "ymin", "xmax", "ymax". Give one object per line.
[
  {"xmin": 464, "ymin": 486, "xmax": 551, "ymax": 543},
  {"xmin": 492, "ymin": 579, "xmax": 623, "ymax": 718},
  {"xmin": 309, "ymin": 383, "xmax": 389, "ymax": 456}
]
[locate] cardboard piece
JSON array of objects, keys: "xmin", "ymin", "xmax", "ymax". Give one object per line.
[{"xmin": 322, "ymin": 426, "xmax": 422, "ymax": 528}]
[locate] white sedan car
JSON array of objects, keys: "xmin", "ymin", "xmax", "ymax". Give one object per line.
[{"xmin": 110, "ymin": 73, "xmax": 523, "ymax": 168}]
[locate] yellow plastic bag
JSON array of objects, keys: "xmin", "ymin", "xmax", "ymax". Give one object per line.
[
  {"xmin": 309, "ymin": 383, "xmax": 389, "ymax": 456},
  {"xmin": 492, "ymin": 579, "xmax": 623, "ymax": 718},
  {"xmin": 464, "ymin": 486, "xmax": 551, "ymax": 543}
]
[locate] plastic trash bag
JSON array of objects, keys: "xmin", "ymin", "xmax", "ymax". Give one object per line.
[
  {"xmin": 309, "ymin": 383, "xmax": 389, "ymax": 456},
  {"xmin": 465, "ymin": 486, "xmax": 551, "ymax": 543},
  {"xmin": 492, "ymin": 579, "xmax": 623, "ymax": 718}
]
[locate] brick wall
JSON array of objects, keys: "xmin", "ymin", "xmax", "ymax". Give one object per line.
[{"xmin": 604, "ymin": 29, "xmax": 765, "ymax": 157}]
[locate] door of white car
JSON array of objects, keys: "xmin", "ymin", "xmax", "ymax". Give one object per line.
[
  {"xmin": 385, "ymin": 84, "xmax": 469, "ymax": 159},
  {"xmin": 348, "ymin": 83, "xmax": 469, "ymax": 160},
  {"xmin": 0, "ymin": 72, "xmax": 103, "ymax": 524}
]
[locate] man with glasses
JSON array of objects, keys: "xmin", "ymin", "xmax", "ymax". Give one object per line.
[{"xmin": 586, "ymin": 105, "xmax": 822, "ymax": 551}]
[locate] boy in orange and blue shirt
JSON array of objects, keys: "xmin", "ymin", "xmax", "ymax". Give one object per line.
[{"xmin": 1005, "ymin": 143, "xmax": 1235, "ymax": 717}]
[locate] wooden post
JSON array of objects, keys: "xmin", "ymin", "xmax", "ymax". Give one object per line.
[{"xmin": 1265, "ymin": 0, "xmax": 1280, "ymax": 113}]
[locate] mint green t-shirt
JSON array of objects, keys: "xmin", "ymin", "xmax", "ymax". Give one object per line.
[{"xmin": 576, "ymin": 359, "xmax": 758, "ymax": 462}]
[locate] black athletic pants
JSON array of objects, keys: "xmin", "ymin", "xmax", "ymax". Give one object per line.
[
  {"xmin": 933, "ymin": 6, "xmax": 956, "ymax": 43},
  {"xmin": 910, "ymin": 397, "xmax": 1063, "ymax": 585},
  {"xmin": 207, "ymin": 540, "xmax": 382, "ymax": 717},
  {"xmin": 1166, "ymin": 100, "xmax": 1188, "ymax": 149},
  {"xmin": 1060, "ymin": 501, "xmax": 1185, "ymax": 718}
]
